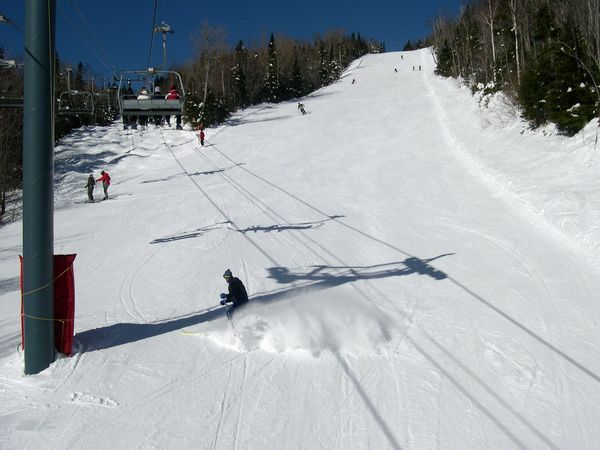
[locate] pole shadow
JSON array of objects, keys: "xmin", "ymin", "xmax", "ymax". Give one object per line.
[{"xmin": 74, "ymin": 307, "xmax": 225, "ymax": 353}]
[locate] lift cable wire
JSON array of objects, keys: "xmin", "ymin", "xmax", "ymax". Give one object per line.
[
  {"xmin": 57, "ymin": 5, "xmax": 116, "ymax": 76},
  {"xmin": 69, "ymin": 0, "xmax": 118, "ymax": 77},
  {"xmin": 0, "ymin": 12, "xmax": 24, "ymax": 33},
  {"xmin": 147, "ymin": 0, "xmax": 159, "ymax": 69}
]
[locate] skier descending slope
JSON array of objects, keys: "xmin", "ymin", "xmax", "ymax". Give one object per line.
[{"xmin": 220, "ymin": 269, "xmax": 249, "ymax": 310}]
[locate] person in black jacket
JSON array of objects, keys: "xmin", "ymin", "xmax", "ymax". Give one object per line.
[
  {"xmin": 84, "ymin": 174, "xmax": 96, "ymax": 202},
  {"xmin": 220, "ymin": 269, "xmax": 249, "ymax": 307}
]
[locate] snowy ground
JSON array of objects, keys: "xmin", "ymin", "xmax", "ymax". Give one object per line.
[{"xmin": 2, "ymin": 49, "xmax": 600, "ymax": 449}]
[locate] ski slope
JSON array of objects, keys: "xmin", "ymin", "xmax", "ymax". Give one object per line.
[{"xmin": 2, "ymin": 49, "xmax": 600, "ymax": 449}]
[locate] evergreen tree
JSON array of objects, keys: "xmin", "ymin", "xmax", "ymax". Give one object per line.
[
  {"xmin": 233, "ymin": 40, "xmax": 249, "ymax": 106},
  {"xmin": 532, "ymin": 2, "xmax": 557, "ymax": 43},
  {"xmin": 289, "ymin": 48, "xmax": 303, "ymax": 98},
  {"xmin": 327, "ymin": 43, "xmax": 341, "ymax": 83},
  {"xmin": 318, "ymin": 42, "xmax": 329, "ymax": 85},
  {"xmin": 519, "ymin": 54, "xmax": 552, "ymax": 127},
  {"xmin": 546, "ymin": 25, "xmax": 598, "ymax": 135},
  {"xmin": 264, "ymin": 33, "xmax": 281, "ymax": 102},
  {"xmin": 356, "ymin": 33, "xmax": 365, "ymax": 55},
  {"xmin": 74, "ymin": 62, "xmax": 84, "ymax": 90},
  {"xmin": 183, "ymin": 88, "xmax": 227, "ymax": 128},
  {"xmin": 520, "ymin": 22, "xmax": 599, "ymax": 135},
  {"xmin": 435, "ymin": 39, "xmax": 453, "ymax": 77},
  {"xmin": 350, "ymin": 33, "xmax": 358, "ymax": 57}
]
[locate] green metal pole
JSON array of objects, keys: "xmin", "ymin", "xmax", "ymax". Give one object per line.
[{"xmin": 23, "ymin": 0, "xmax": 56, "ymax": 375}]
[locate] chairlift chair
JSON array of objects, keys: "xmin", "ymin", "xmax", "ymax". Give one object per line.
[
  {"xmin": 0, "ymin": 97, "xmax": 24, "ymax": 108},
  {"xmin": 57, "ymin": 90, "xmax": 95, "ymax": 116},
  {"xmin": 57, "ymin": 67, "xmax": 95, "ymax": 117},
  {"xmin": 0, "ymin": 59, "xmax": 24, "ymax": 109},
  {"xmin": 117, "ymin": 68, "xmax": 185, "ymax": 117}
]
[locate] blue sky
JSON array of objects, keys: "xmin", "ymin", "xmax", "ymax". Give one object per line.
[{"xmin": 1, "ymin": 1, "xmax": 464, "ymax": 79}]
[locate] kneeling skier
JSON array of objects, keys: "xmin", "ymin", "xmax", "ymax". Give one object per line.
[{"xmin": 220, "ymin": 269, "xmax": 249, "ymax": 308}]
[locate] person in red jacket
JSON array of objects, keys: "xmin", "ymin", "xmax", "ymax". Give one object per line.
[
  {"xmin": 198, "ymin": 128, "xmax": 205, "ymax": 146},
  {"xmin": 165, "ymin": 85, "xmax": 182, "ymax": 130},
  {"xmin": 97, "ymin": 170, "xmax": 111, "ymax": 200}
]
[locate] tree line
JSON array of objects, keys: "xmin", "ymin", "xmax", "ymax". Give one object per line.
[
  {"xmin": 0, "ymin": 30, "xmax": 383, "ymax": 222},
  {"xmin": 431, "ymin": 0, "xmax": 600, "ymax": 135},
  {"xmin": 179, "ymin": 27, "xmax": 384, "ymax": 128},
  {"xmin": 0, "ymin": 46, "xmax": 23, "ymax": 218}
]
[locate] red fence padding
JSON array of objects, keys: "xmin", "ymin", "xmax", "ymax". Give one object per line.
[{"xmin": 20, "ymin": 254, "xmax": 77, "ymax": 356}]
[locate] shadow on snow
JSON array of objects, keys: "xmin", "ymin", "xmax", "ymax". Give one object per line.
[{"xmin": 73, "ymin": 254, "xmax": 450, "ymax": 353}]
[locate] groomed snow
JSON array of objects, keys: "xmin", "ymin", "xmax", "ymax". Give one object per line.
[{"xmin": 2, "ymin": 48, "xmax": 600, "ymax": 449}]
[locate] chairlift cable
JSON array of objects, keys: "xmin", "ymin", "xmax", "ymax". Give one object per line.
[
  {"xmin": 147, "ymin": 0, "xmax": 159, "ymax": 69},
  {"xmin": 0, "ymin": 12, "xmax": 24, "ymax": 34},
  {"xmin": 57, "ymin": 5, "xmax": 115, "ymax": 76},
  {"xmin": 69, "ymin": 0, "xmax": 118, "ymax": 76}
]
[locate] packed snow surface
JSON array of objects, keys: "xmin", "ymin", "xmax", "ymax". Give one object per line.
[{"xmin": 2, "ymin": 49, "xmax": 600, "ymax": 449}]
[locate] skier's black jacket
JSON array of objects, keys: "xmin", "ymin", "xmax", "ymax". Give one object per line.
[{"xmin": 226, "ymin": 277, "xmax": 249, "ymax": 306}]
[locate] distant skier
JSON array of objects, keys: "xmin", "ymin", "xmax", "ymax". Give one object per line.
[
  {"xmin": 97, "ymin": 170, "xmax": 111, "ymax": 200},
  {"xmin": 394, "ymin": 68, "xmax": 398, "ymax": 73},
  {"xmin": 220, "ymin": 269, "xmax": 249, "ymax": 308},
  {"xmin": 352, "ymin": 78, "xmax": 356, "ymax": 84},
  {"xmin": 84, "ymin": 174, "xmax": 96, "ymax": 203},
  {"xmin": 198, "ymin": 128, "xmax": 205, "ymax": 146},
  {"xmin": 298, "ymin": 102, "xmax": 306, "ymax": 115}
]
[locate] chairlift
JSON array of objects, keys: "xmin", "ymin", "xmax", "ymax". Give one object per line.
[
  {"xmin": 117, "ymin": 68, "xmax": 185, "ymax": 117},
  {"xmin": 57, "ymin": 67, "xmax": 95, "ymax": 116},
  {"xmin": 0, "ymin": 58, "xmax": 24, "ymax": 109}
]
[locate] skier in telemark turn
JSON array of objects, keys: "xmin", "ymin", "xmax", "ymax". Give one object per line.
[{"xmin": 220, "ymin": 269, "xmax": 249, "ymax": 308}]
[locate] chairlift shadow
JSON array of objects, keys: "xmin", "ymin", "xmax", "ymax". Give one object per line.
[
  {"xmin": 236, "ymin": 214, "xmax": 345, "ymax": 234},
  {"xmin": 189, "ymin": 169, "xmax": 226, "ymax": 176},
  {"xmin": 236, "ymin": 222, "xmax": 322, "ymax": 233},
  {"xmin": 249, "ymin": 254, "xmax": 454, "ymax": 305},
  {"xmin": 141, "ymin": 173, "xmax": 185, "ymax": 184},
  {"xmin": 223, "ymin": 114, "xmax": 294, "ymax": 127},
  {"xmin": 149, "ymin": 221, "xmax": 229, "ymax": 244}
]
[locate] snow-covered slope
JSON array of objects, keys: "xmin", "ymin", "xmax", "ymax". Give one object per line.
[{"xmin": 2, "ymin": 49, "xmax": 600, "ymax": 449}]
